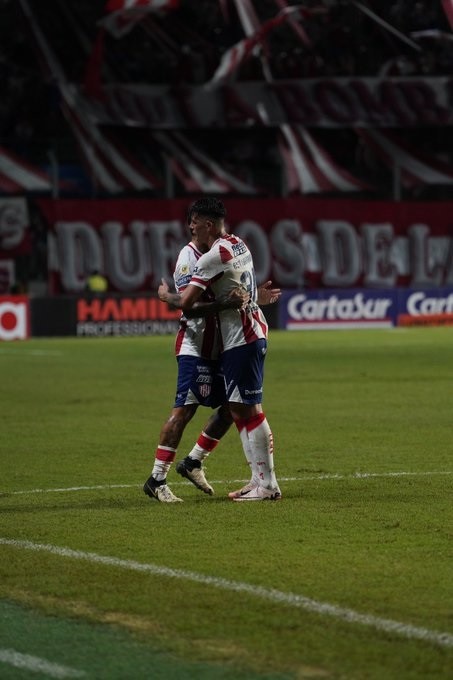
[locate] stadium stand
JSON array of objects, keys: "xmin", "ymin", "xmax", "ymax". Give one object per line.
[{"xmin": 1, "ymin": 0, "xmax": 453, "ymax": 201}]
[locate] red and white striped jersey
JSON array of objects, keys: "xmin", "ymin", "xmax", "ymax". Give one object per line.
[
  {"xmin": 173, "ymin": 242, "xmax": 219, "ymax": 359},
  {"xmin": 190, "ymin": 233, "xmax": 268, "ymax": 352}
]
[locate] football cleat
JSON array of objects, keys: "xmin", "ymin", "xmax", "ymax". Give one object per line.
[
  {"xmin": 143, "ymin": 477, "xmax": 183, "ymax": 503},
  {"xmin": 176, "ymin": 457, "xmax": 214, "ymax": 495},
  {"xmin": 228, "ymin": 480, "xmax": 256, "ymax": 499},
  {"xmin": 232, "ymin": 484, "xmax": 282, "ymax": 502}
]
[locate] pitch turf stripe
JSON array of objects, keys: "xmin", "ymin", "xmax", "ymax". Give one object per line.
[
  {"xmin": 0, "ymin": 648, "xmax": 85, "ymax": 678},
  {"xmin": 1, "ymin": 538, "xmax": 453, "ymax": 650},
  {"xmin": 3, "ymin": 470, "xmax": 452, "ymax": 496}
]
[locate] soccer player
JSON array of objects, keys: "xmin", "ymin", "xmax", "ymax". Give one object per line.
[
  {"xmin": 158, "ymin": 197, "xmax": 281, "ymax": 502},
  {"xmin": 143, "ymin": 211, "xmax": 280, "ymax": 503}
]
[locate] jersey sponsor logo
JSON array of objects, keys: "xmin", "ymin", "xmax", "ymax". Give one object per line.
[
  {"xmin": 232, "ymin": 241, "xmax": 247, "ymax": 257},
  {"xmin": 196, "ymin": 374, "xmax": 213, "ymax": 384},
  {"xmin": 175, "ymin": 274, "xmax": 191, "ymax": 288}
]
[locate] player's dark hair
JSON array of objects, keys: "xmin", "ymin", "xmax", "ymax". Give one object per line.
[{"xmin": 187, "ymin": 197, "xmax": 226, "ymax": 224}]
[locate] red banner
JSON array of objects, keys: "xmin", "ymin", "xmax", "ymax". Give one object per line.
[
  {"xmin": 38, "ymin": 198, "xmax": 453, "ymax": 294},
  {"xmin": 73, "ymin": 77, "xmax": 453, "ymax": 129}
]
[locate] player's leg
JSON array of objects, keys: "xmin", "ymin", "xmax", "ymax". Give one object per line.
[
  {"xmin": 176, "ymin": 403, "xmax": 233, "ymax": 494},
  {"xmin": 222, "ymin": 339, "xmax": 281, "ymax": 501},
  {"xmin": 143, "ymin": 355, "xmax": 200, "ymax": 503},
  {"xmin": 143, "ymin": 404, "xmax": 197, "ymax": 502}
]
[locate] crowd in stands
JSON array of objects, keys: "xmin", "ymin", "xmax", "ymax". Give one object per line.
[{"xmin": 1, "ymin": 0, "xmax": 453, "ymax": 201}]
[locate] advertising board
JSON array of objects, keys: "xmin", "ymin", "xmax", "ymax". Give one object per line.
[
  {"xmin": 280, "ymin": 289, "xmax": 396, "ymax": 330},
  {"xmin": 0, "ymin": 295, "xmax": 30, "ymax": 341}
]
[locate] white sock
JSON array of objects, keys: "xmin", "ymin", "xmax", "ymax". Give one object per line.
[
  {"xmin": 188, "ymin": 431, "xmax": 219, "ymax": 463},
  {"xmin": 152, "ymin": 445, "xmax": 176, "ymax": 482},
  {"xmin": 239, "ymin": 425, "xmax": 256, "ymax": 483},
  {"xmin": 241, "ymin": 413, "xmax": 278, "ymax": 490}
]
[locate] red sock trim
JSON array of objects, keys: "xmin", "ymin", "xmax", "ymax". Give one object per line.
[
  {"xmin": 197, "ymin": 432, "xmax": 219, "ymax": 452},
  {"xmin": 234, "ymin": 413, "xmax": 266, "ymax": 432},
  {"xmin": 245, "ymin": 413, "xmax": 266, "ymax": 432},
  {"xmin": 156, "ymin": 446, "xmax": 176, "ymax": 462}
]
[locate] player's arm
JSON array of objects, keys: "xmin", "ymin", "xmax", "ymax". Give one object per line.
[{"xmin": 158, "ymin": 279, "xmax": 248, "ymax": 316}]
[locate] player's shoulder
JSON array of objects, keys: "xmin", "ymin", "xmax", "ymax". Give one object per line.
[
  {"xmin": 175, "ymin": 242, "xmax": 202, "ymax": 288},
  {"xmin": 215, "ymin": 233, "xmax": 248, "ymax": 260}
]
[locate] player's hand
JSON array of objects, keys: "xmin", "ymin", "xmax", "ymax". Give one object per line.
[
  {"xmin": 257, "ymin": 281, "xmax": 281, "ymax": 305},
  {"xmin": 158, "ymin": 278, "xmax": 170, "ymax": 301},
  {"xmin": 226, "ymin": 286, "xmax": 250, "ymax": 309}
]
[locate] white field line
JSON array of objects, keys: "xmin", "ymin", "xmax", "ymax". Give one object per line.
[
  {"xmin": 1, "ymin": 537, "xmax": 452, "ymax": 650},
  {"xmin": 0, "ymin": 349, "xmax": 63, "ymax": 356},
  {"xmin": 2, "ymin": 470, "xmax": 452, "ymax": 496},
  {"xmin": 0, "ymin": 648, "xmax": 85, "ymax": 678}
]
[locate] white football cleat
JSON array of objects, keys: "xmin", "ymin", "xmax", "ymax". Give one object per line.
[
  {"xmin": 143, "ymin": 478, "xmax": 183, "ymax": 503},
  {"xmin": 176, "ymin": 457, "xmax": 214, "ymax": 495},
  {"xmin": 228, "ymin": 480, "xmax": 256, "ymax": 499},
  {"xmin": 232, "ymin": 484, "xmax": 282, "ymax": 502},
  {"xmin": 154, "ymin": 484, "xmax": 183, "ymax": 503}
]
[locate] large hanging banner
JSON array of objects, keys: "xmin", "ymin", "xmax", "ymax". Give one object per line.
[
  {"xmin": 37, "ymin": 197, "xmax": 453, "ymax": 294},
  {"xmin": 73, "ymin": 77, "xmax": 453, "ymax": 128}
]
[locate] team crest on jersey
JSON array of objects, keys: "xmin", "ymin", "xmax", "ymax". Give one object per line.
[{"xmin": 199, "ymin": 384, "xmax": 211, "ymax": 398}]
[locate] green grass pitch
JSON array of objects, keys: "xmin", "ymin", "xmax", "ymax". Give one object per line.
[{"xmin": 0, "ymin": 328, "xmax": 452, "ymax": 679}]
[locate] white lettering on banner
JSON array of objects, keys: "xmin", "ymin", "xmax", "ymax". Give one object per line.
[
  {"xmin": 76, "ymin": 321, "xmax": 179, "ymax": 336},
  {"xmin": 317, "ymin": 221, "xmax": 361, "ymax": 286},
  {"xmin": 407, "ymin": 292, "xmax": 453, "ymax": 315},
  {"xmin": 0, "ymin": 301, "xmax": 27, "ymax": 341},
  {"xmin": 269, "ymin": 220, "xmax": 305, "ymax": 287},
  {"xmin": 55, "ymin": 220, "xmax": 184, "ymax": 292},
  {"xmin": 362, "ymin": 223, "xmax": 396, "ymax": 287},
  {"xmin": 47, "ymin": 213, "xmax": 453, "ymax": 293},
  {"xmin": 288, "ymin": 293, "xmax": 392, "ymax": 321},
  {"xmin": 75, "ymin": 77, "xmax": 452, "ymax": 129},
  {"xmin": 409, "ymin": 225, "xmax": 452, "ymax": 287}
]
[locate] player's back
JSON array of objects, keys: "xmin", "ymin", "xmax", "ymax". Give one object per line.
[{"xmin": 205, "ymin": 234, "xmax": 268, "ymax": 351}]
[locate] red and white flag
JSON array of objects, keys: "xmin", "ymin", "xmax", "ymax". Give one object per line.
[
  {"xmin": 62, "ymin": 87, "xmax": 159, "ymax": 193},
  {"xmin": 153, "ymin": 131, "xmax": 259, "ymax": 194},
  {"xmin": 272, "ymin": 0, "xmax": 312, "ymax": 47},
  {"xmin": 0, "ymin": 146, "xmax": 52, "ymax": 194},
  {"xmin": 207, "ymin": 4, "xmax": 321, "ymax": 87},
  {"xmin": 279, "ymin": 126, "xmax": 369, "ymax": 194},
  {"xmin": 101, "ymin": 0, "xmax": 180, "ymax": 37},
  {"xmin": 206, "ymin": 35, "xmax": 260, "ymax": 87},
  {"xmin": 356, "ymin": 128, "xmax": 453, "ymax": 188}
]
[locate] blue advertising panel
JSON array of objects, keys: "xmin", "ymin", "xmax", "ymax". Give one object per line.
[
  {"xmin": 280, "ymin": 289, "xmax": 398, "ymax": 330},
  {"xmin": 396, "ymin": 288, "xmax": 453, "ymax": 327}
]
